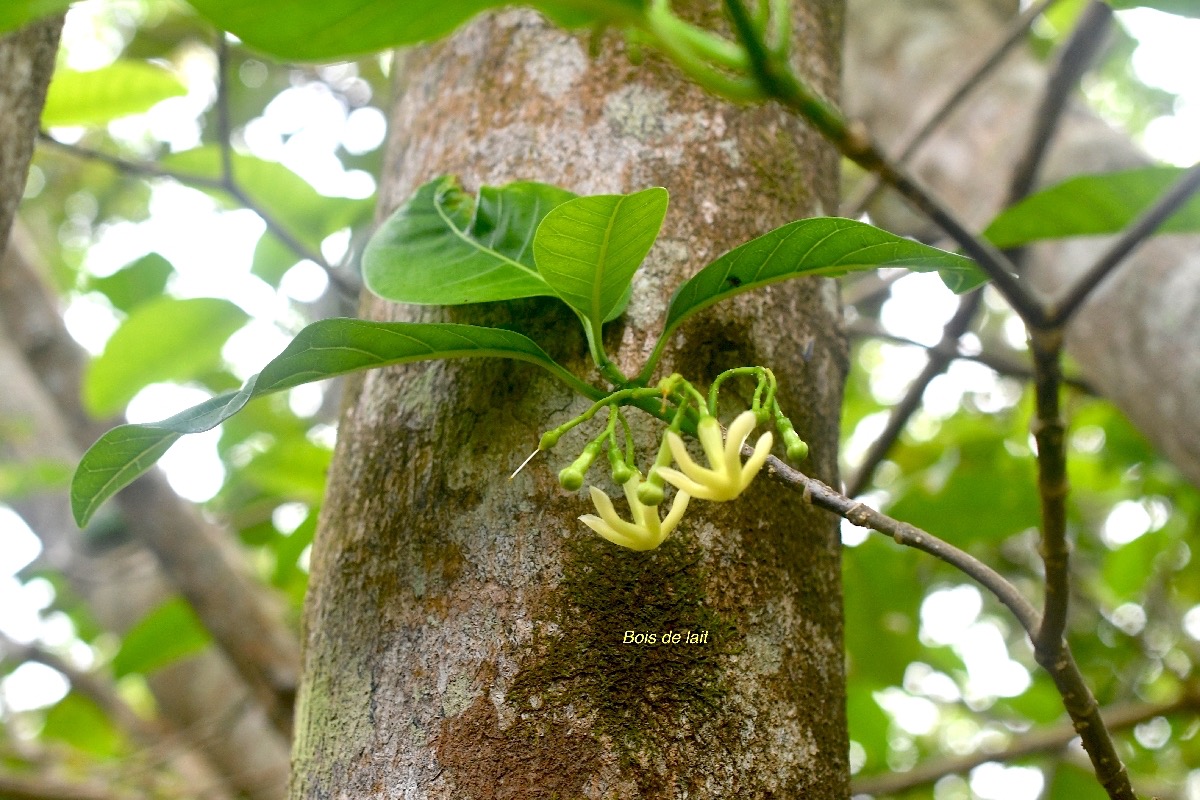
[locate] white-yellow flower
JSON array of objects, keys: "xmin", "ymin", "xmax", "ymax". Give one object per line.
[
  {"xmin": 579, "ymin": 472, "xmax": 690, "ymax": 551},
  {"xmin": 658, "ymin": 410, "xmax": 773, "ymax": 501}
]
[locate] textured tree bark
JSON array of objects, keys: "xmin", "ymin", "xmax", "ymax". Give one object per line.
[
  {"xmin": 0, "ymin": 15, "xmax": 61, "ymax": 254},
  {"xmin": 292, "ymin": 2, "xmax": 848, "ymax": 798},
  {"xmin": 844, "ymin": 0, "xmax": 1200, "ymax": 488}
]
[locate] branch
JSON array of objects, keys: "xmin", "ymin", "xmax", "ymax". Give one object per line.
[
  {"xmin": 761, "ymin": 453, "xmax": 1132, "ymax": 799},
  {"xmin": 851, "ymin": 692, "xmax": 1198, "ymax": 796},
  {"xmin": 846, "ymin": 319, "xmax": 1096, "ymax": 394},
  {"xmin": 0, "ymin": 634, "xmax": 237, "ymax": 800},
  {"xmin": 0, "ymin": 231, "xmax": 301, "ymax": 740},
  {"xmin": 844, "ymin": 291, "xmax": 982, "ymax": 497},
  {"xmin": 1007, "ymin": 1, "xmax": 1112, "ymax": 208},
  {"xmin": 36, "ymin": 132, "xmax": 361, "ymax": 301},
  {"xmin": 0, "ymin": 14, "xmax": 63, "ymax": 256},
  {"xmin": 842, "ymin": 0, "xmax": 1060, "ymax": 218},
  {"xmin": 763, "ymin": 455, "xmax": 1041, "ymax": 635},
  {"xmin": 1048, "ymin": 160, "xmax": 1200, "ymax": 326},
  {"xmin": 721, "ymin": 0, "xmax": 1045, "ymax": 325},
  {"xmin": 0, "ymin": 772, "xmax": 142, "ymax": 800}
]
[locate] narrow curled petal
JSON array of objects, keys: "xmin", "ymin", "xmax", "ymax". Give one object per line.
[
  {"xmin": 658, "ymin": 412, "xmax": 772, "ymax": 502},
  {"xmin": 656, "ymin": 465, "xmax": 712, "ymax": 499},
  {"xmin": 739, "ymin": 431, "xmax": 773, "ymax": 491},
  {"xmin": 579, "ymin": 477, "xmax": 691, "ymax": 551},
  {"xmin": 660, "ymin": 490, "xmax": 690, "ymax": 536},
  {"xmin": 697, "ymin": 416, "xmax": 728, "ymax": 468},
  {"xmin": 724, "ymin": 411, "xmax": 759, "ymax": 468}
]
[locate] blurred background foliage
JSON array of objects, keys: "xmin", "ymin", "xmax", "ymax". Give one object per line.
[{"xmin": 1, "ymin": 1, "xmax": 1199, "ymax": 799}]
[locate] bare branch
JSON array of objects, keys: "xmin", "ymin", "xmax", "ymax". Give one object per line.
[
  {"xmin": 0, "ymin": 232, "xmax": 301, "ymax": 740},
  {"xmin": 0, "ymin": 772, "xmax": 142, "ymax": 800},
  {"xmin": 842, "ymin": 0, "xmax": 1059, "ymax": 218},
  {"xmin": 851, "ymin": 692, "xmax": 1198, "ymax": 796},
  {"xmin": 1049, "ymin": 160, "xmax": 1200, "ymax": 326},
  {"xmin": 1007, "ymin": 1, "xmax": 1112, "ymax": 208},
  {"xmin": 844, "ymin": 291, "xmax": 982, "ymax": 497},
  {"xmin": 846, "ymin": 319, "xmax": 1096, "ymax": 393}
]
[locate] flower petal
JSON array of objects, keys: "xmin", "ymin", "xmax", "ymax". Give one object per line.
[
  {"xmin": 661, "ymin": 491, "xmax": 690, "ymax": 535},
  {"xmin": 697, "ymin": 416, "xmax": 727, "ymax": 467},
  {"xmin": 666, "ymin": 431, "xmax": 711, "ymax": 484},
  {"xmin": 579, "ymin": 514, "xmax": 642, "ymax": 550},
  {"xmin": 657, "ymin": 466, "xmax": 715, "ymax": 499},
  {"xmin": 724, "ymin": 410, "xmax": 758, "ymax": 468},
  {"xmin": 738, "ymin": 431, "xmax": 774, "ymax": 491}
]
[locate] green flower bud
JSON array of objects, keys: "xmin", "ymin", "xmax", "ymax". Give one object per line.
[
  {"xmin": 559, "ymin": 467, "xmax": 584, "ymax": 491},
  {"xmin": 637, "ymin": 477, "xmax": 665, "ymax": 506},
  {"xmin": 776, "ymin": 418, "xmax": 808, "ymax": 461},
  {"xmin": 608, "ymin": 445, "xmax": 634, "ymax": 485},
  {"xmin": 539, "ymin": 429, "xmax": 562, "ymax": 451}
]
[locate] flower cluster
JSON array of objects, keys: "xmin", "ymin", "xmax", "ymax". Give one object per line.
[{"xmin": 580, "ymin": 409, "xmax": 774, "ymax": 551}]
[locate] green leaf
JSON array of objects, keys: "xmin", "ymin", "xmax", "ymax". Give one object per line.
[
  {"xmin": 0, "ymin": 1, "xmax": 76, "ymax": 37},
  {"xmin": 984, "ymin": 167, "xmax": 1200, "ymax": 248},
  {"xmin": 112, "ymin": 597, "xmax": 212, "ymax": 677},
  {"xmin": 533, "ymin": 187, "xmax": 669, "ymax": 331},
  {"xmin": 363, "ymin": 175, "xmax": 576, "ymax": 305},
  {"xmin": 72, "ymin": 319, "xmax": 598, "ymax": 525},
  {"xmin": 84, "ymin": 253, "xmax": 174, "ymax": 313},
  {"xmin": 83, "ymin": 297, "xmax": 249, "ymax": 417},
  {"xmin": 42, "ymin": 61, "xmax": 186, "ymax": 127},
  {"xmin": 41, "ymin": 693, "xmax": 124, "ymax": 757},
  {"xmin": 647, "ymin": 217, "xmax": 983, "ymax": 375},
  {"xmin": 183, "ymin": 0, "xmax": 644, "ymax": 60},
  {"xmin": 162, "ymin": 147, "xmax": 370, "ymax": 252}
]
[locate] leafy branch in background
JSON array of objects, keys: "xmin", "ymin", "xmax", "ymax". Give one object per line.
[{"xmin": 8, "ymin": 0, "xmax": 1195, "ymax": 796}]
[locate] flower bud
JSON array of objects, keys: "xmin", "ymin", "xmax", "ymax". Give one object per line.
[
  {"xmin": 636, "ymin": 475, "xmax": 665, "ymax": 506},
  {"xmin": 559, "ymin": 467, "xmax": 585, "ymax": 491}
]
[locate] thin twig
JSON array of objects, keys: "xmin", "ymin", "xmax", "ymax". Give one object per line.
[
  {"xmin": 839, "ymin": 268, "xmax": 908, "ymax": 308},
  {"xmin": 722, "ymin": 0, "xmax": 1045, "ymax": 326},
  {"xmin": 851, "ymin": 692, "xmax": 1197, "ymax": 796},
  {"xmin": 1048, "ymin": 160, "xmax": 1200, "ymax": 326},
  {"xmin": 844, "ymin": 291, "xmax": 982, "ymax": 497},
  {"xmin": 37, "ymin": 132, "xmax": 361, "ymax": 299},
  {"xmin": 764, "ymin": 454, "xmax": 1042, "ymax": 635},
  {"xmin": 843, "ymin": 0, "xmax": 1059, "ymax": 217},
  {"xmin": 762, "ymin": 453, "xmax": 1134, "ymax": 798},
  {"xmin": 215, "ymin": 34, "xmax": 234, "ymax": 185},
  {"xmin": 0, "ymin": 771, "xmax": 143, "ymax": 800},
  {"xmin": 846, "ymin": 319, "xmax": 1096, "ymax": 393},
  {"xmin": 1008, "ymin": 1, "xmax": 1113, "ymax": 207}
]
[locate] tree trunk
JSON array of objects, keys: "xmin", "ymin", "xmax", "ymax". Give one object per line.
[
  {"xmin": 291, "ymin": 3, "xmax": 849, "ymax": 798},
  {"xmin": 845, "ymin": 0, "xmax": 1200, "ymax": 488},
  {"xmin": 0, "ymin": 15, "xmax": 61, "ymax": 253}
]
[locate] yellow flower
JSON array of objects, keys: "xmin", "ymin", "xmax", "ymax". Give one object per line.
[
  {"xmin": 658, "ymin": 410, "xmax": 772, "ymax": 501},
  {"xmin": 579, "ymin": 472, "xmax": 690, "ymax": 551}
]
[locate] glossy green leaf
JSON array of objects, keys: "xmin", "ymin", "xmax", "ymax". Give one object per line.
[
  {"xmin": 162, "ymin": 147, "xmax": 370, "ymax": 251},
  {"xmin": 984, "ymin": 167, "xmax": 1200, "ymax": 248},
  {"xmin": 533, "ymin": 187, "xmax": 668, "ymax": 333},
  {"xmin": 72, "ymin": 319, "xmax": 598, "ymax": 525},
  {"xmin": 183, "ymin": 0, "xmax": 644, "ymax": 60},
  {"xmin": 0, "ymin": 1, "xmax": 77, "ymax": 37},
  {"xmin": 650, "ymin": 217, "xmax": 983, "ymax": 370},
  {"xmin": 83, "ymin": 297, "xmax": 249, "ymax": 417},
  {"xmin": 42, "ymin": 61, "xmax": 186, "ymax": 126},
  {"xmin": 85, "ymin": 253, "xmax": 175, "ymax": 313},
  {"xmin": 363, "ymin": 176, "xmax": 576, "ymax": 305},
  {"xmin": 112, "ymin": 597, "xmax": 212, "ymax": 677}
]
